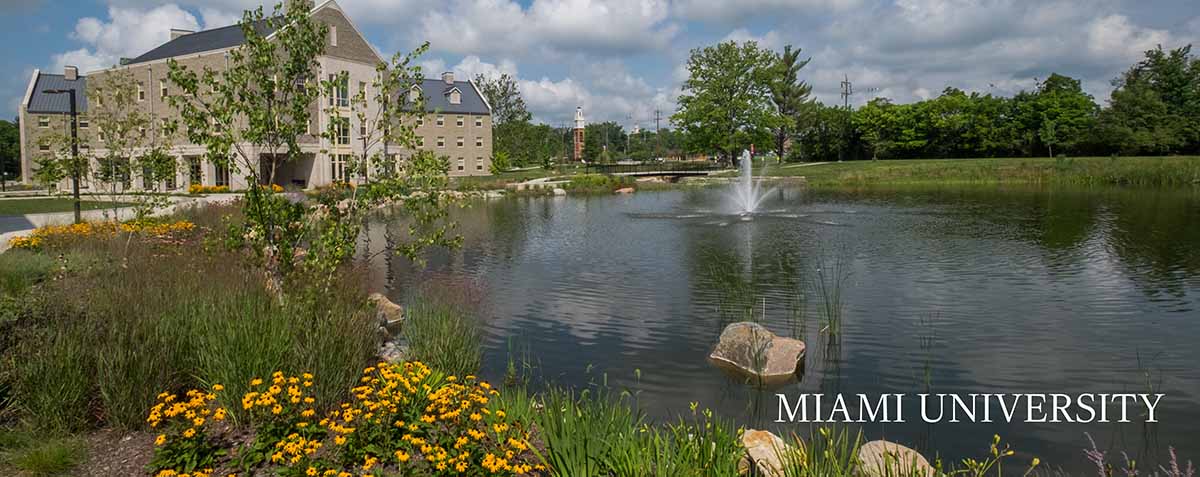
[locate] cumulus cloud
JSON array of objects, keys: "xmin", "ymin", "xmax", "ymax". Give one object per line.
[
  {"xmin": 673, "ymin": 0, "xmax": 864, "ymax": 23},
  {"xmin": 54, "ymin": 5, "xmax": 201, "ymax": 73},
  {"xmin": 417, "ymin": 0, "xmax": 678, "ymax": 58},
  {"xmin": 722, "ymin": 28, "xmax": 784, "ymax": 50}
]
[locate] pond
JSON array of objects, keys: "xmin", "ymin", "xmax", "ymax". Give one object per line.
[{"xmin": 363, "ymin": 183, "xmax": 1200, "ymax": 470}]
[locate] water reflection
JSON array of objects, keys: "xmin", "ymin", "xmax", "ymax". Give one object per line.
[{"xmin": 368, "ymin": 184, "xmax": 1200, "ymax": 470}]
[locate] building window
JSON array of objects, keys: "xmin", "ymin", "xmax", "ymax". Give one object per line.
[
  {"xmin": 328, "ymin": 74, "xmax": 349, "ymax": 107},
  {"xmin": 139, "ymin": 126, "xmax": 146, "ymax": 138},
  {"xmin": 97, "ymin": 125, "xmax": 105, "ymax": 142},
  {"xmin": 78, "ymin": 118, "xmax": 89, "ymax": 129},
  {"xmin": 94, "ymin": 89, "xmax": 102, "ymax": 107},
  {"xmin": 475, "ymin": 137, "xmax": 483, "ymax": 147},
  {"xmin": 456, "ymin": 157, "xmax": 464, "ymax": 171},
  {"xmin": 436, "ymin": 115, "xmax": 444, "ymax": 127},
  {"xmin": 456, "ymin": 115, "xmax": 464, "ymax": 127},
  {"xmin": 38, "ymin": 116, "xmax": 49, "ymax": 128},
  {"xmin": 359, "ymin": 81, "xmax": 367, "ymax": 98},
  {"xmin": 417, "ymin": 117, "xmax": 424, "ymax": 127},
  {"xmin": 138, "ymin": 83, "xmax": 145, "ymax": 101},
  {"xmin": 359, "ymin": 118, "xmax": 367, "ymax": 138},
  {"xmin": 331, "ymin": 154, "xmax": 348, "ymax": 182},
  {"xmin": 214, "ymin": 163, "xmax": 230, "ymax": 187},
  {"xmin": 160, "ymin": 118, "xmax": 169, "ymax": 132},
  {"xmin": 475, "ymin": 117, "xmax": 483, "ymax": 127},
  {"xmin": 449, "ymin": 90, "xmax": 461, "ymax": 104},
  {"xmin": 456, "ymin": 137, "xmax": 464, "ymax": 148},
  {"xmin": 436, "ymin": 136, "xmax": 445, "ymax": 148},
  {"xmin": 188, "ymin": 158, "xmax": 202, "ymax": 185},
  {"xmin": 39, "ymin": 142, "xmax": 50, "ymax": 152},
  {"xmin": 476, "ymin": 157, "xmax": 483, "ymax": 171},
  {"xmin": 329, "ymin": 26, "xmax": 338, "ymax": 47},
  {"xmin": 160, "ymin": 80, "xmax": 168, "ymax": 98},
  {"xmin": 334, "ymin": 117, "xmax": 350, "ymax": 145}
]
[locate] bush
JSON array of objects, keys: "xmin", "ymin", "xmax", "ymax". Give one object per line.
[
  {"xmin": 563, "ymin": 174, "xmax": 633, "ymax": 193},
  {"xmin": 188, "ymin": 184, "xmax": 231, "ymax": 194}
]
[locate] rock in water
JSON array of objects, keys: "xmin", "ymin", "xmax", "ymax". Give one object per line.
[
  {"xmin": 368, "ymin": 293, "xmax": 404, "ymax": 335},
  {"xmin": 615, "ymin": 187, "xmax": 635, "ymax": 194},
  {"xmin": 552, "ymin": 188, "xmax": 567, "ymax": 196},
  {"xmin": 858, "ymin": 440, "xmax": 934, "ymax": 477},
  {"xmin": 741, "ymin": 429, "xmax": 792, "ymax": 477},
  {"xmin": 709, "ymin": 322, "xmax": 805, "ymax": 383}
]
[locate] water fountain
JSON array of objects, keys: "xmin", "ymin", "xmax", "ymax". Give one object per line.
[{"xmin": 729, "ymin": 150, "xmax": 775, "ymax": 215}]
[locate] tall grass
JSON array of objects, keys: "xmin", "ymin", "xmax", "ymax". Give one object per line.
[
  {"xmin": 813, "ymin": 251, "xmax": 851, "ymax": 337},
  {"xmin": 402, "ymin": 278, "xmax": 484, "ymax": 377},
  {"xmin": 2, "ymin": 236, "xmax": 377, "ymax": 432},
  {"xmin": 0, "ymin": 250, "xmax": 55, "ymax": 297}
]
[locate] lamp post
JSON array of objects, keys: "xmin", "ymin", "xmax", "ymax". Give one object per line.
[{"xmin": 43, "ymin": 88, "xmax": 82, "ymax": 223}]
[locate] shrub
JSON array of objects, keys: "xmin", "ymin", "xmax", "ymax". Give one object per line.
[
  {"xmin": 5, "ymin": 220, "xmax": 197, "ymax": 251},
  {"xmin": 563, "ymin": 174, "xmax": 633, "ymax": 192},
  {"xmin": 188, "ymin": 184, "xmax": 231, "ymax": 194},
  {"xmin": 146, "ymin": 386, "xmax": 228, "ymax": 476}
]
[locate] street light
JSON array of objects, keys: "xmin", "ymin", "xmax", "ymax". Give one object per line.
[{"xmin": 42, "ymin": 88, "xmax": 82, "ymax": 223}]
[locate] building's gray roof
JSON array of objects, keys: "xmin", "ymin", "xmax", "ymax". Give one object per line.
[
  {"xmin": 126, "ymin": 20, "xmax": 275, "ymax": 66},
  {"xmin": 414, "ymin": 79, "xmax": 490, "ymax": 115},
  {"xmin": 26, "ymin": 73, "xmax": 88, "ymax": 114}
]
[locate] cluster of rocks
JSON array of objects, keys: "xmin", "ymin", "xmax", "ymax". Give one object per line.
[
  {"xmin": 368, "ymin": 292, "xmax": 407, "ymax": 362},
  {"xmin": 740, "ymin": 429, "xmax": 933, "ymax": 477}
]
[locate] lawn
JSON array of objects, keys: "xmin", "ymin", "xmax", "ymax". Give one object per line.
[
  {"xmin": 0, "ymin": 198, "xmax": 133, "ymax": 216},
  {"xmin": 763, "ymin": 156, "xmax": 1200, "ymax": 187}
]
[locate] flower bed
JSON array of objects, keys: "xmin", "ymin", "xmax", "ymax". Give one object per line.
[
  {"xmin": 7, "ymin": 220, "xmax": 197, "ymax": 251},
  {"xmin": 148, "ymin": 362, "xmax": 544, "ymax": 477}
]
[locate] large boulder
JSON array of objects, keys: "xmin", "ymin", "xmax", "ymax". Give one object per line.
[
  {"xmin": 709, "ymin": 322, "xmax": 805, "ymax": 384},
  {"xmin": 614, "ymin": 187, "xmax": 635, "ymax": 194},
  {"xmin": 368, "ymin": 293, "xmax": 404, "ymax": 335},
  {"xmin": 552, "ymin": 188, "xmax": 567, "ymax": 196},
  {"xmin": 858, "ymin": 440, "xmax": 934, "ymax": 477},
  {"xmin": 740, "ymin": 429, "xmax": 792, "ymax": 477}
]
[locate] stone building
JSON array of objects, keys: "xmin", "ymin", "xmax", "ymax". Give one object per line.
[{"xmin": 17, "ymin": 0, "xmax": 493, "ymax": 190}]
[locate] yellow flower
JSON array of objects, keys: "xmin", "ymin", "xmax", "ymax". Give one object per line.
[
  {"xmin": 155, "ymin": 434, "xmax": 166, "ymax": 446},
  {"xmin": 183, "ymin": 428, "xmax": 196, "ymax": 438},
  {"xmin": 395, "ymin": 451, "xmax": 410, "ymax": 462},
  {"xmin": 212, "ymin": 384, "xmax": 224, "ymax": 391}
]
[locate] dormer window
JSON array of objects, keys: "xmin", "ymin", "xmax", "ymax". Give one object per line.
[
  {"xmin": 408, "ymin": 85, "xmax": 421, "ymax": 103},
  {"xmin": 447, "ymin": 87, "xmax": 461, "ymax": 105}
]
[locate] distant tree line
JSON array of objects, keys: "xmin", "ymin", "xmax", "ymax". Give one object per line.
[{"xmin": 475, "ymin": 43, "xmax": 1200, "ymax": 170}]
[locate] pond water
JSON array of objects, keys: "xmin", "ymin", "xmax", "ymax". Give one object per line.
[{"xmin": 364, "ymin": 184, "xmax": 1200, "ymax": 471}]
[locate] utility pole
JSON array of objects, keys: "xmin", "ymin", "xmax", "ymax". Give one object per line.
[
  {"xmin": 839, "ymin": 75, "xmax": 853, "ymax": 162},
  {"xmin": 44, "ymin": 88, "xmax": 82, "ymax": 223}
]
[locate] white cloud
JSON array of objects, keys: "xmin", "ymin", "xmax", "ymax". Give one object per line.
[
  {"xmin": 417, "ymin": 0, "xmax": 677, "ymax": 58},
  {"xmin": 673, "ymin": 0, "xmax": 864, "ymax": 23},
  {"xmin": 54, "ymin": 5, "xmax": 201, "ymax": 73},
  {"xmin": 721, "ymin": 28, "xmax": 783, "ymax": 50},
  {"xmin": 1085, "ymin": 14, "xmax": 1172, "ymax": 64}
]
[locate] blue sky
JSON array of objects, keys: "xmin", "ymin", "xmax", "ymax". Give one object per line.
[{"xmin": 3, "ymin": 0, "xmax": 1199, "ymax": 128}]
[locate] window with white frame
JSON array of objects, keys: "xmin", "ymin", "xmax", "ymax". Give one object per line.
[
  {"xmin": 329, "ymin": 26, "xmax": 338, "ymax": 46},
  {"xmin": 79, "ymin": 118, "xmax": 89, "ymax": 129},
  {"xmin": 476, "ymin": 157, "xmax": 483, "ymax": 171},
  {"xmin": 436, "ymin": 136, "xmax": 445, "ymax": 148},
  {"xmin": 456, "ymin": 157, "xmax": 464, "ymax": 171},
  {"xmin": 475, "ymin": 137, "xmax": 483, "ymax": 147},
  {"xmin": 436, "ymin": 115, "xmax": 444, "ymax": 127},
  {"xmin": 333, "ymin": 117, "xmax": 350, "ymax": 145},
  {"xmin": 475, "ymin": 117, "xmax": 483, "ymax": 127},
  {"xmin": 331, "ymin": 154, "xmax": 348, "ymax": 182},
  {"xmin": 160, "ymin": 80, "xmax": 168, "ymax": 98},
  {"xmin": 456, "ymin": 137, "xmax": 464, "ymax": 148},
  {"xmin": 214, "ymin": 163, "xmax": 230, "ymax": 187},
  {"xmin": 137, "ymin": 83, "xmax": 145, "ymax": 101},
  {"xmin": 37, "ymin": 116, "xmax": 48, "ymax": 128},
  {"xmin": 417, "ymin": 116, "xmax": 424, "ymax": 127},
  {"xmin": 456, "ymin": 115, "xmax": 464, "ymax": 127},
  {"xmin": 328, "ymin": 74, "xmax": 349, "ymax": 107},
  {"xmin": 38, "ymin": 141, "xmax": 49, "ymax": 152}
]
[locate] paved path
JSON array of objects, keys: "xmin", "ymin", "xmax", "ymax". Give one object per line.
[{"xmin": 779, "ymin": 161, "xmax": 832, "ymax": 169}]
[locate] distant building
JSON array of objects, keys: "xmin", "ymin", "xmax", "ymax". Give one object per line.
[
  {"xmin": 573, "ymin": 106, "xmax": 585, "ymax": 162},
  {"xmin": 18, "ymin": 0, "xmax": 493, "ymax": 190}
]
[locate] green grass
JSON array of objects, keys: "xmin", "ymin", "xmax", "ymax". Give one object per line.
[
  {"xmin": 762, "ymin": 156, "xmax": 1200, "ymax": 187},
  {"xmin": 0, "ymin": 250, "xmax": 55, "ymax": 297},
  {"xmin": 0, "ymin": 430, "xmax": 85, "ymax": 477},
  {"xmin": 0, "ymin": 198, "xmax": 135, "ymax": 216},
  {"xmin": 402, "ymin": 283, "xmax": 483, "ymax": 377}
]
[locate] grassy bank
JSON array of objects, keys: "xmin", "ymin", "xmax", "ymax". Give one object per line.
[
  {"xmin": 766, "ymin": 156, "xmax": 1200, "ymax": 187},
  {"xmin": 0, "ymin": 198, "xmax": 135, "ymax": 216}
]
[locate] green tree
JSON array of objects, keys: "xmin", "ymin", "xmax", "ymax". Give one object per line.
[
  {"xmin": 673, "ymin": 40, "xmax": 781, "ymax": 164},
  {"xmin": 167, "ymin": 0, "xmax": 456, "ymax": 294},
  {"xmin": 1098, "ymin": 45, "xmax": 1197, "ymax": 154},
  {"xmin": 473, "ymin": 73, "xmax": 530, "ymax": 126},
  {"xmin": 583, "ymin": 121, "xmax": 625, "ymax": 163},
  {"xmin": 0, "ymin": 118, "xmax": 19, "ymax": 187},
  {"xmin": 767, "ymin": 45, "xmax": 812, "ymax": 163}
]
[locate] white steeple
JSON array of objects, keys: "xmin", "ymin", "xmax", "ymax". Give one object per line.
[{"xmin": 574, "ymin": 106, "xmax": 585, "ymax": 130}]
